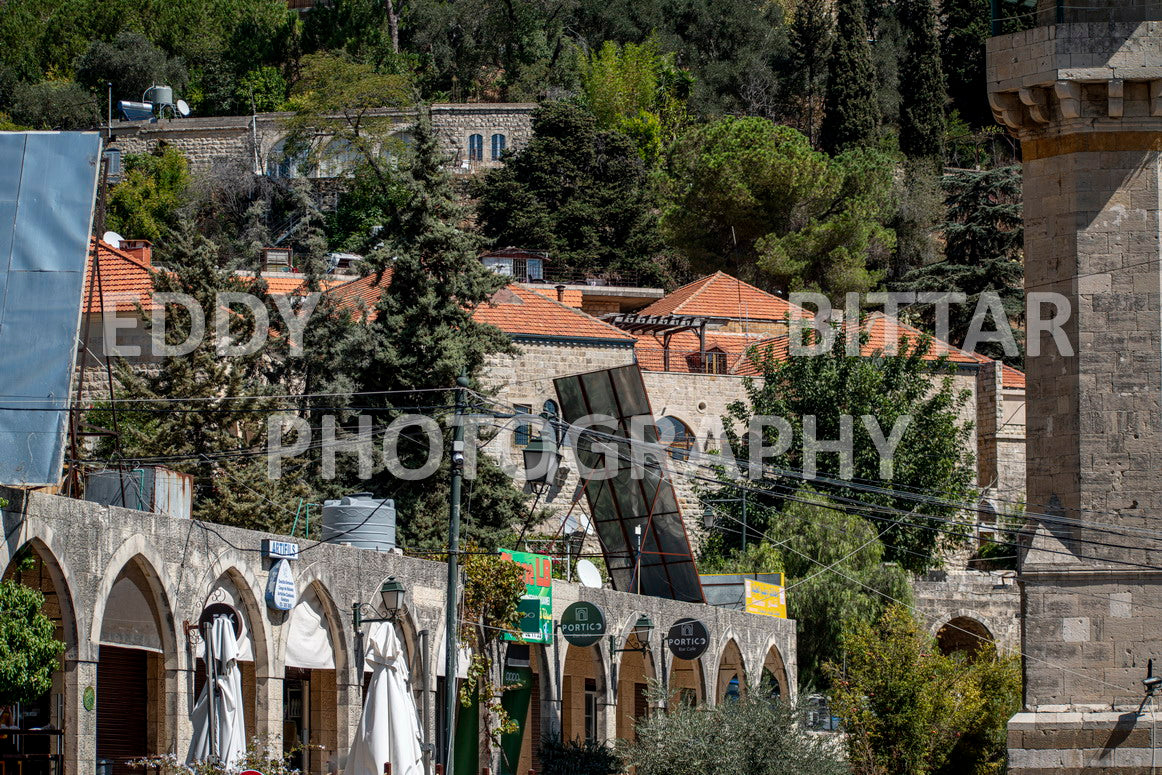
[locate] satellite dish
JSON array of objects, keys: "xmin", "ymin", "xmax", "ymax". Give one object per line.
[
  {"xmin": 102, "ymin": 231, "xmax": 124, "ymax": 248},
  {"xmin": 576, "ymin": 559, "xmax": 602, "ymax": 589},
  {"xmin": 176, "ymin": 99, "xmax": 190, "ymax": 117}
]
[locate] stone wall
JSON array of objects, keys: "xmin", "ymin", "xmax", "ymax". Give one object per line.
[
  {"xmin": 912, "ymin": 569, "xmax": 1021, "ymax": 653},
  {"xmin": 112, "ymin": 103, "xmax": 535, "ymax": 175},
  {"xmin": 0, "ymin": 486, "xmax": 795, "ymax": 775}
]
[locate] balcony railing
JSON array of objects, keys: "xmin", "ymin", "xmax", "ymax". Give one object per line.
[{"xmin": 514, "ymin": 267, "xmax": 661, "ymax": 288}]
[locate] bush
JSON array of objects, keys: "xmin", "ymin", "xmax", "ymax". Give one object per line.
[
  {"xmin": 538, "ymin": 736, "xmax": 622, "ymax": 775},
  {"xmin": 624, "ymin": 685, "xmax": 849, "ymax": 775}
]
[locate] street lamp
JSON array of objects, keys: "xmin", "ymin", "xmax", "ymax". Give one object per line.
[
  {"xmin": 522, "ymin": 418, "xmax": 562, "ymax": 493},
  {"xmin": 352, "ymin": 577, "xmax": 406, "ymax": 630},
  {"xmin": 611, "ymin": 614, "xmax": 655, "ymax": 654}
]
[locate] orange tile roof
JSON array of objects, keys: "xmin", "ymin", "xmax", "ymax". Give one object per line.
[
  {"xmin": 632, "ymin": 329, "xmax": 768, "ymax": 373},
  {"xmin": 327, "ymin": 270, "xmax": 635, "ymax": 343},
  {"xmin": 639, "ymin": 272, "xmax": 813, "ymax": 321},
  {"xmin": 724, "ymin": 313, "xmax": 1028, "ymax": 387},
  {"xmin": 82, "ymin": 241, "xmax": 157, "ymax": 313},
  {"xmin": 83, "ymin": 242, "xmax": 347, "ymax": 314}
]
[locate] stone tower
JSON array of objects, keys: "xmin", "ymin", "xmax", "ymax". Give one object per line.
[{"xmin": 987, "ymin": 2, "xmax": 1162, "ymax": 772}]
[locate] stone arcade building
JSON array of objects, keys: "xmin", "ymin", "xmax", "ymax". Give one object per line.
[
  {"xmin": 0, "ymin": 486, "xmax": 794, "ymax": 775},
  {"xmin": 987, "ymin": 2, "xmax": 1162, "ymax": 772}
]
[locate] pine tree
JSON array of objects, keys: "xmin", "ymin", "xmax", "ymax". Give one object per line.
[
  {"xmin": 820, "ymin": 0, "xmax": 878, "ymax": 155},
  {"xmin": 898, "ymin": 0, "xmax": 946, "ymax": 160},
  {"xmin": 790, "ymin": 0, "xmax": 834, "ymax": 147},
  {"xmin": 354, "ymin": 106, "xmax": 527, "ymax": 550},
  {"xmin": 111, "ymin": 223, "xmax": 312, "ymax": 530}
]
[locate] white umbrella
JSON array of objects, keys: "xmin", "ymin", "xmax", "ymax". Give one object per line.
[
  {"xmin": 187, "ymin": 616, "xmax": 247, "ymax": 769},
  {"xmin": 345, "ymin": 622, "xmax": 424, "ymax": 775}
]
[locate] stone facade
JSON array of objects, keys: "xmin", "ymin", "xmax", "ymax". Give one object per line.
[
  {"xmin": 987, "ymin": 7, "xmax": 1162, "ymax": 773},
  {"xmin": 0, "ymin": 486, "xmax": 794, "ymax": 775},
  {"xmin": 111, "ymin": 103, "xmax": 535, "ymax": 175}
]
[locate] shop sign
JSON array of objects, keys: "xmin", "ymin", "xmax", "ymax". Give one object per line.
[
  {"xmin": 265, "ymin": 559, "xmax": 297, "ymax": 611},
  {"xmin": 560, "ymin": 601, "xmax": 606, "ymax": 647},
  {"xmin": 744, "ymin": 578, "xmax": 787, "ymax": 619},
  {"xmin": 667, "ymin": 617, "xmax": 710, "ymax": 660},
  {"xmin": 261, "ymin": 539, "xmax": 299, "ymax": 560},
  {"xmin": 499, "ymin": 548, "xmax": 553, "ymax": 644}
]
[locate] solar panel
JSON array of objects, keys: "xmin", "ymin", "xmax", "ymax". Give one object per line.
[
  {"xmin": 554, "ymin": 364, "xmax": 704, "ymax": 604},
  {"xmin": 0, "ymin": 132, "xmax": 102, "ymax": 485}
]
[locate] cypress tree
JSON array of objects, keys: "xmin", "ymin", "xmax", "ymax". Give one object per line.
[
  {"xmin": 820, "ymin": 0, "xmax": 878, "ymax": 155},
  {"xmin": 355, "ymin": 106, "xmax": 527, "ymax": 550},
  {"xmin": 790, "ymin": 0, "xmax": 834, "ymax": 147},
  {"xmin": 898, "ymin": 0, "xmax": 946, "ymax": 160}
]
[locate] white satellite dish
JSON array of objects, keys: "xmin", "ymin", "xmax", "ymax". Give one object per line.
[
  {"xmin": 176, "ymin": 99, "xmax": 190, "ymax": 117},
  {"xmin": 102, "ymin": 231, "xmax": 124, "ymax": 248},
  {"xmin": 576, "ymin": 559, "xmax": 602, "ymax": 589}
]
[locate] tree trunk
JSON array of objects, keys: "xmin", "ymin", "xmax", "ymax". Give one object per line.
[{"xmin": 386, "ymin": 0, "xmax": 401, "ymax": 54}]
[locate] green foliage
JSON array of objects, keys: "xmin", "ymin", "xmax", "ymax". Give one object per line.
[
  {"xmin": 235, "ymin": 66, "xmax": 288, "ymax": 113},
  {"xmin": 75, "ymin": 31, "xmax": 188, "ymax": 101},
  {"xmin": 696, "ymin": 540, "xmax": 783, "ymax": 576},
  {"xmin": 827, "ymin": 605, "xmax": 1020, "ymax": 775},
  {"xmin": 624, "ymin": 688, "xmax": 849, "ymax": 775},
  {"xmin": 459, "ymin": 549, "xmax": 527, "ymax": 747},
  {"xmin": 894, "ymin": 166, "xmax": 1024, "ymax": 365},
  {"xmin": 0, "ymin": 579, "xmax": 64, "ymax": 707},
  {"xmin": 789, "ymin": 0, "xmax": 833, "ymax": 144},
  {"xmin": 7, "ymin": 80, "xmax": 98, "ymax": 130},
  {"xmin": 476, "ymin": 101, "xmax": 672, "ymax": 284},
  {"xmin": 898, "ymin": 0, "xmax": 946, "ymax": 161},
  {"xmin": 538, "ymin": 736, "xmax": 622, "ymax": 775},
  {"xmin": 725, "ymin": 327, "xmax": 976, "ymax": 573},
  {"xmin": 941, "ymin": 0, "xmax": 992, "ymax": 129},
  {"xmin": 663, "ymin": 117, "xmax": 894, "ymax": 295},
  {"xmin": 111, "ymin": 222, "xmax": 311, "ymax": 531},
  {"xmin": 106, "ymin": 145, "xmax": 191, "ymax": 244},
  {"xmin": 820, "ymin": 0, "xmax": 878, "ymax": 155},
  {"xmin": 885, "ymin": 159, "xmax": 944, "ymax": 281},
  {"xmin": 577, "ymin": 36, "xmax": 690, "ymax": 164}
]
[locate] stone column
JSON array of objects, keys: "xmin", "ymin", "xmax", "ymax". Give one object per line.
[
  {"xmin": 987, "ymin": 8, "xmax": 1162, "ymax": 773},
  {"xmin": 65, "ymin": 658, "xmax": 98, "ymax": 775}
]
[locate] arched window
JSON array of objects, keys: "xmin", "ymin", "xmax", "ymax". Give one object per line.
[
  {"xmin": 266, "ymin": 138, "xmax": 309, "ymax": 179},
  {"xmin": 542, "ymin": 399, "xmax": 559, "ymax": 418},
  {"xmin": 491, "ymin": 133, "xmax": 507, "ymax": 160},
  {"xmin": 656, "ymin": 415, "xmax": 695, "ymax": 461},
  {"xmin": 468, "ymin": 134, "xmax": 484, "ymax": 162}
]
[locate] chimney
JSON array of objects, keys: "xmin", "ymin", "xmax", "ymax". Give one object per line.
[
  {"xmin": 556, "ymin": 284, "xmax": 567, "ymax": 302},
  {"xmin": 119, "ymin": 239, "xmax": 152, "ymax": 266}
]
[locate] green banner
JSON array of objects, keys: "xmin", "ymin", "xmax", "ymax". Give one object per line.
[
  {"xmin": 499, "ymin": 548, "xmax": 553, "ymax": 644},
  {"xmin": 499, "ymin": 645, "xmax": 533, "ymax": 775},
  {"xmin": 452, "ymin": 684, "xmax": 479, "ymax": 775}
]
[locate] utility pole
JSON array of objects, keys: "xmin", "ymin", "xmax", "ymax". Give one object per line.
[{"xmin": 442, "ymin": 373, "xmax": 469, "ymax": 775}]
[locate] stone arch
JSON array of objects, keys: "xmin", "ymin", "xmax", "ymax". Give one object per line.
[
  {"xmin": 656, "ymin": 414, "xmax": 697, "ymax": 460},
  {"xmin": 612, "ymin": 615, "xmax": 656, "ymax": 742},
  {"xmin": 935, "ymin": 615, "xmax": 996, "ymax": 659},
  {"xmin": 713, "ymin": 637, "xmax": 746, "ymax": 702},
  {"xmin": 2, "ymin": 529, "xmax": 80, "ymax": 657},
  {"xmin": 759, "ymin": 640, "xmax": 790, "ymax": 700},
  {"xmin": 666, "ymin": 652, "xmax": 705, "ymax": 707},
  {"xmin": 90, "ymin": 546, "xmax": 180, "ymax": 771},
  {"xmin": 560, "ymin": 639, "xmax": 609, "ymax": 744},
  {"xmin": 89, "ymin": 535, "xmax": 180, "ymax": 666}
]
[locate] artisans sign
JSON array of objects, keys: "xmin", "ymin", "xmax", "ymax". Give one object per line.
[{"xmin": 560, "ymin": 601, "xmax": 606, "ymax": 647}]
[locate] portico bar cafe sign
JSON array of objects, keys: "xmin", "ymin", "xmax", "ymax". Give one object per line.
[
  {"xmin": 560, "ymin": 601, "xmax": 606, "ymax": 647},
  {"xmin": 667, "ymin": 617, "xmax": 710, "ymax": 660}
]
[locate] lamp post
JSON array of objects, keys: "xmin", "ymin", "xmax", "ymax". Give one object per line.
[
  {"xmin": 516, "ymin": 414, "xmax": 563, "ymax": 548},
  {"xmin": 352, "ymin": 577, "xmax": 406, "ymax": 677},
  {"xmin": 609, "ymin": 614, "xmax": 655, "ymax": 655}
]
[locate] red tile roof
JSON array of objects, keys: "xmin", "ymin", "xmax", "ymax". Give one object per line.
[
  {"xmin": 1001, "ymin": 365, "xmax": 1026, "ymax": 390},
  {"xmin": 327, "ymin": 270, "xmax": 635, "ymax": 343},
  {"xmin": 632, "ymin": 329, "xmax": 768, "ymax": 373},
  {"xmin": 83, "ymin": 241, "xmax": 157, "ymax": 313},
  {"xmin": 82, "ymin": 242, "xmax": 341, "ymax": 314},
  {"xmin": 638, "ymin": 272, "xmax": 813, "ymax": 321}
]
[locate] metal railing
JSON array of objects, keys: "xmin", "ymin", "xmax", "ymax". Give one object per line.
[{"xmin": 514, "ymin": 267, "xmax": 661, "ymax": 288}]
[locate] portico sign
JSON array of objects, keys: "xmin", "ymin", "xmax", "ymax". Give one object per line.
[
  {"xmin": 666, "ymin": 617, "xmax": 709, "ymax": 660},
  {"xmin": 560, "ymin": 601, "xmax": 606, "ymax": 647}
]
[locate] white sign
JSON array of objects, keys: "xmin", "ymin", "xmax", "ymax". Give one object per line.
[
  {"xmin": 262, "ymin": 539, "xmax": 300, "ymax": 560},
  {"xmin": 265, "ymin": 559, "xmax": 297, "ymax": 611}
]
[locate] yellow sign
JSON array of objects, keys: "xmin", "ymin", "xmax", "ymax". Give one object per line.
[{"xmin": 744, "ymin": 578, "xmax": 787, "ymax": 619}]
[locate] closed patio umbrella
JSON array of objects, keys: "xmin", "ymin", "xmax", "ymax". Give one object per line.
[
  {"xmin": 345, "ymin": 622, "xmax": 424, "ymax": 775},
  {"xmin": 187, "ymin": 615, "xmax": 247, "ymax": 768}
]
